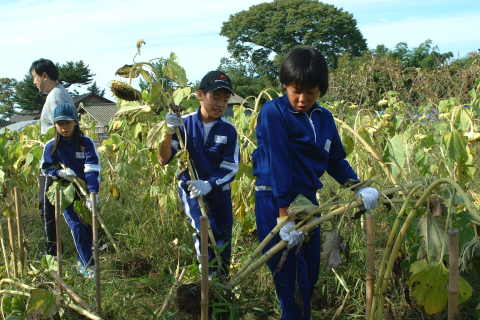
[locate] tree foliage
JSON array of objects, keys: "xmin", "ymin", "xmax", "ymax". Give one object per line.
[
  {"xmin": 372, "ymin": 40, "xmax": 454, "ymax": 69},
  {"xmin": 87, "ymin": 81, "xmax": 105, "ymax": 97},
  {"xmin": 220, "ymin": 0, "xmax": 367, "ymax": 77},
  {"xmin": 0, "ymin": 78, "xmax": 17, "ymax": 119},
  {"xmin": 14, "ymin": 61, "xmax": 95, "ymax": 113}
]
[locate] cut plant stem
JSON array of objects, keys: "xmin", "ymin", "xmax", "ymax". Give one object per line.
[
  {"xmin": 7, "ymin": 215, "xmax": 17, "ymax": 278},
  {"xmin": 55, "ymin": 185, "xmax": 63, "ymax": 283},
  {"xmin": 0, "ymin": 220, "xmax": 11, "ymax": 278},
  {"xmin": 91, "ymin": 192, "xmax": 102, "ymax": 316},
  {"xmin": 200, "ymin": 216, "xmax": 209, "ymax": 320},
  {"xmin": 365, "ymin": 213, "xmax": 375, "ymax": 318},
  {"xmin": 448, "ymin": 229, "xmax": 459, "ymax": 320},
  {"xmin": 14, "ymin": 187, "xmax": 24, "ymax": 275}
]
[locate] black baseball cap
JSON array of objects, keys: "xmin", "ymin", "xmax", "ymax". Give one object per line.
[{"xmin": 199, "ymin": 71, "xmax": 233, "ymax": 93}]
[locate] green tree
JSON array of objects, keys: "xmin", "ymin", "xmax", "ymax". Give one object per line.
[
  {"xmin": 218, "ymin": 57, "xmax": 277, "ymax": 99},
  {"xmin": 0, "ymin": 78, "xmax": 17, "ymax": 119},
  {"xmin": 14, "ymin": 60, "xmax": 95, "ymax": 114},
  {"xmin": 87, "ymin": 81, "xmax": 105, "ymax": 97},
  {"xmin": 220, "ymin": 0, "xmax": 367, "ymax": 78}
]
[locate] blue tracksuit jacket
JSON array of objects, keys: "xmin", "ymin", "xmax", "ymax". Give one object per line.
[
  {"xmin": 40, "ymin": 135, "xmax": 100, "ymax": 267},
  {"xmin": 253, "ymin": 95, "xmax": 358, "ymax": 207},
  {"xmin": 41, "ymin": 136, "xmax": 100, "ymax": 193},
  {"xmin": 253, "ymin": 95, "xmax": 358, "ymax": 320},
  {"xmin": 170, "ymin": 108, "xmax": 239, "ymax": 275}
]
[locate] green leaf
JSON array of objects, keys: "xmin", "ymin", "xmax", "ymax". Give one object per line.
[
  {"xmin": 163, "ymin": 53, "xmax": 188, "ymax": 86},
  {"xmin": 417, "ymin": 211, "xmax": 447, "ymax": 262},
  {"xmin": 287, "ymin": 194, "xmax": 317, "ymax": 218},
  {"xmin": 341, "ymin": 130, "xmax": 354, "ymax": 155},
  {"xmin": 0, "ymin": 169, "xmax": 5, "ymax": 184},
  {"xmin": 115, "ymin": 64, "xmax": 141, "ymax": 78},
  {"xmin": 27, "ymin": 289, "xmax": 57, "ymax": 318},
  {"xmin": 443, "ymin": 130, "xmax": 468, "ymax": 164},
  {"xmin": 46, "ymin": 181, "xmax": 76, "ymax": 212},
  {"xmin": 40, "ymin": 254, "xmax": 58, "ymax": 271},
  {"xmin": 146, "ymin": 121, "xmax": 166, "ymax": 149},
  {"xmin": 408, "ymin": 261, "xmax": 473, "ymax": 315},
  {"xmin": 173, "ymin": 87, "xmax": 192, "ymax": 106}
]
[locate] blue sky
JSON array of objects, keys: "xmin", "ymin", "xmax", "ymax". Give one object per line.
[{"xmin": 1, "ymin": 0, "xmax": 479, "ymax": 99}]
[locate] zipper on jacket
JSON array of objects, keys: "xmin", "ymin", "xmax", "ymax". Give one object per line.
[{"xmin": 305, "ymin": 109, "xmax": 321, "ymax": 143}]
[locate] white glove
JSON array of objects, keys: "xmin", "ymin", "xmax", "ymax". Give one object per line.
[
  {"xmin": 57, "ymin": 168, "xmax": 76, "ymax": 181},
  {"xmin": 277, "ymin": 218, "xmax": 304, "ymax": 248},
  {"xmin": 187, "ymin": 180, "xmax": 212, "ymax": 198},
  {"xmin": 165, "ymin": 112, "xmax": 183, "ymax": 134},
  {"xmin": 356, "ymin": 186, "xmax": 379, "ymax": 210},
  {"xmin": 86, "ymin": 194, "xmax": 100, "ymax": 211}
]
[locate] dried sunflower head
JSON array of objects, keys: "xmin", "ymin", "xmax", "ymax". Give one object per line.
[{"xmin": 110, "ymin": 80, "xmax": 142, "ymax": 101}]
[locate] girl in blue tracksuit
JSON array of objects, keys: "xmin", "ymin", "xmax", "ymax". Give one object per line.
[
  {"xmin": 40, "ymin": 103, "xmax": 100, "ymax": 276},
  {"xmin": 159, "ymin": 71, "xmax": 239, "ymax": 277},
  {"xmin": 253, "ymin": 48, "xmax": 379, "ymax": 319}
]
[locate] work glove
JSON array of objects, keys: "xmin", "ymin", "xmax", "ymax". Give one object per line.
[
  {"xmin": 187, "ymin": 180, "xmax": 212, "ymax": 198},
  {"xmin": 277, "ymin": 217, "xmax": 304, "ymax": 248},
  {"xmin": 57, "ymin": 168, "xmax": 76, "ymax": 182},
  {"xmin": 165, "ymin": 112, "xmax": 183, "ymax": 134},
  {"xmin": 86, "ymin": 194, "xmax": 100, "ymax": 211},
  {"xmin": 356, "ymin": 186, "xmax": 379, "ymax": 210}
]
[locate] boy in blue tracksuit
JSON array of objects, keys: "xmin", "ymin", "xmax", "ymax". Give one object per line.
[
  {"xmin": 158, "ymin": 71, "xmax": 239, "ymax": 277},
  {"xmin": 40, "ymin": 103, "xmax": 100, "ymax": 277},
  {"xmin": 253, "ymin": 48, "xmax": 379, "ymax": 319}
]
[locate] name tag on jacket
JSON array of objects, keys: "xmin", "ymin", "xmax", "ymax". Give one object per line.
[
  {"xmin": 214, "ymin": 135, "xmax": 227, "ymax": 144},
  {"xmin": 76, "ymin": 152, "xmax": 85, "ymax": 159}
]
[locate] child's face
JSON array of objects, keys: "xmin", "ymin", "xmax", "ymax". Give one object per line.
[
  {"xmin": 284, "ymin": 84, "xmax": 321, "ymax": 113},
  {"xmin": 197, "ymin": 88, "xmax": 231, "ymax": 122},
  {"xmin": 55, "ymin": 120, "xmax": 77, "ymax": 137}
]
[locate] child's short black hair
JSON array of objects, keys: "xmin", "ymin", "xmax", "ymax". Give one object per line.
[
  {"xmin": 279, "ymin": 47, "xmax": 329, "ymax": 97},
  {"xmin": 29, "ymin": 58, "xmax": 59, "ymax": 81}
]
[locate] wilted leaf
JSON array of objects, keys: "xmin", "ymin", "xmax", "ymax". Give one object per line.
[
  {"xmin": 115, "ymin": 64, "xmax": 141, "ymax": 78},
  {"xmin": 417, "ymin": 210, "xmax": 447, "ymax": 262},
  {"xmin": 321, "ymin": 230, "xmax": 345, "ymax": 268},
  {"xmin": 27, "ymin": 289, "xmax": 57, "ymax": 318},
  {"xmin": 146, "ymin": 121, "xmax": 166, "ymax": 149},
  {"xmin": 287, "ymin": 194, "xmax": 316, "ymax": 218}
]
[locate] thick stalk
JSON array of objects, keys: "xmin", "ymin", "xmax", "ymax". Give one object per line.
[
  {"xmin": 448, "ymin": 229, "xmax": 459, "ymax": 320},
  {"xmin": 369, "ymin": 185, "xmax": 423, "ymax": 320},
  {"xmin": 228, "ymin": 199, "xmax": 363, "ymax": 288},
  {"xmin": 55, "ymin": 185, "xmax": 62, "ymax": 282},
  {"xmin": 374, "ymin": 178, "xmax": 478, "ymax": 319},
  {"xmin": 14, "ymin": 187, "xmax": 24, "ymax": 275},
  {"xmin": 6, "ymin": 216, "xmax": 17, "ymax": 278},
  {"xmin": 91, "ymin": 192, "xmax": 102, "ymax": 316},
  {"xmin": 200, "ymin": 216, "xmax": 209, "ymax": 320},
  {"xmin": 0, "ymin": 221, "xmax": 11, "ymax": 278},
  {"xmin": 48, "ymin": 271, "xmax": 90, "ymax": 310},
  {"xmin": 365, "ymin": 213, "xmax": 375, "ymax": 318}
]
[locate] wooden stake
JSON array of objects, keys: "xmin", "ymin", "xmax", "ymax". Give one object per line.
[
  {"xmin": 14, "ymin": 187, "xmax": 24, "ymax": 275},
  {"xmin": 54, "ymin": 185, "xmax": 62, "ymax": 280},
  {"xmin": 200, "ymin": 216, "xmax": 209, "ymax": 320},
  {"xmin": 365, "ymin": 213, "xmax": 375, "ymax": 318},
  {"xmin": 0, "ymin": 221, "xmax": 11, "ymax": 277},
  {"xmin": 448, "ymin": 229, "xmax": 459, "ymax": 320},
  {"xmin": 6, "ymin": 215, "xmax": 17, "ymax": 278},
  {"xmin": 91, "ymin": 192, "xmax": 102, "ymax": 316}
]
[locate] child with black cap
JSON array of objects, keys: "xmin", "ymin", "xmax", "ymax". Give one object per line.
[
  {"xmin": 158, "ymin": 70, "xmax": 239, "ymax": 278},
  {"xmin": 40, "ymin": 103, "xmax": 100, "ymax": 278}
]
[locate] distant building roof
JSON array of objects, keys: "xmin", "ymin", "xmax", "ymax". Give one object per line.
[
  {"xmin": 10, "ymin": 113, "xmax": 39, "ymax": 123},
  {"xmin": 73, "ymin": 94, "xmax": 114, "ymax": 108},
  {"xmin": 0, "ymin": 120, "xmax": 38, "ymax": 133},
  {"xmin": 79, "ymin": 103, "xmax": 118, "ymax": 127}
]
